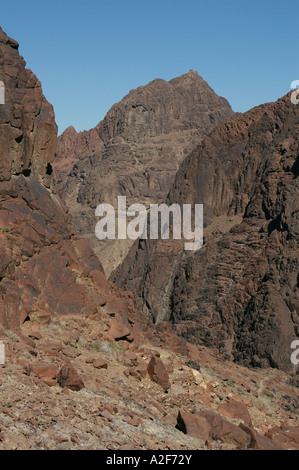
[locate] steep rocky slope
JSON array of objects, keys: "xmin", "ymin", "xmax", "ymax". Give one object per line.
[
  {"xmin": 0, "ymin": 26, "xmax": 142, "ymax": 339},
  {"xmin": 53, "ymin": 71, "xmax": 233, "ymax": 275},
  {"xmin": 113, "ymin": 93, "xmax": 299, "ymax": 380},
  {"xmin": 0, "ymin": 27, "xmax": 298, "ymax": 451}
]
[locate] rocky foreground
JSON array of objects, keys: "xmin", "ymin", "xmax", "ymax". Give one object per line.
[{"xmin": 0, "ymin": 315, "xmax": 298, "ymax": 450}]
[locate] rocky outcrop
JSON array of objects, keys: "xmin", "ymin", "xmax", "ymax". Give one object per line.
[
  {"xmin": 113, "ymin": 93, "xmax": 299, "ymax": 376},
  {"xmin": 58, "ymin": 363, "xmax": 85, "ymax": 391},
  {"xmin": 176, "ymin": 410, "xmax": 211, "ymax": 441},
  {"xmin": 0, "ymin": 26, "xmax": 297, "ymax": 452},
  {"xmin": 53, "ymin": 71, "xmax": 233, "ymax": 275},
  {"xmin": 147, "ymin": 355, "xmax": 171, "ymax": 391},
  {"xmin": 0, "ymin": 26, "xmax": 143, "ymax": 347}
]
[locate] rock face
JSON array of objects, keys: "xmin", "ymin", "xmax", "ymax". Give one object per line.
[
  {"xmin": 113, "ymin": 93, "xmax": 299, "ymax": 376},
  {"xmin": 218, "ymin": 399, "xmax": 253, "ymax": 427},
  {"xmin": 0, "ymin": 26, "xmax": 143, "ymax": 344},
  {"xmin": 0, "ymin": 28, "xmax": 56, "ymax": 182},
  {"xmin": 53, "ymin": 71, "xmax": 233, "ymax": 275},
  {"xmin": 1, "ymin": 309, "xmax": 298, "ymax": 450}
]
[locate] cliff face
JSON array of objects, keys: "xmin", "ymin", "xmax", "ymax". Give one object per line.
[
  {"xmin": 0, "ymin": 27, "xmax": 142, "ymax": 343},
  {"xmin": 0, "ymin": 28, "xmax": 56, "ymax": 182},
  {"xmin": 53, "ymin": 71, "xmax": 233, "ymax": 275},
  {"xmin": 0, "ymin": 28, "xmax": 298, "ymax": 451},
  {"xmin": 113, "ymin": 93, "xmax": 299, "ymax": 375}
]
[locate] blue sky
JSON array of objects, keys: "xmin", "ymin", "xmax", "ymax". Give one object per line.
[{"xmin": 1, "ymin": 0, "xmax": 298, "ymax": 134}]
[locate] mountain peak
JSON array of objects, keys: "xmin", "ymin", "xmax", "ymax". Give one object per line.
[
  {"xmin": 59, "ymin": 125, "xmax": 78, "ymax": 138},
  {"xmin": 54, "ymin": 71, "xmax": 233, "ymax": 274}
]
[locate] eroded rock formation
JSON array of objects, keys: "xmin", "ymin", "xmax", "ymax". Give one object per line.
[
  {"xmin": 53, "ymin": 71, "xmax": 233, "ymax": 275},
  {"xmin": 113, "ymin": 93, "xmax": 299, "ymax": 376}
]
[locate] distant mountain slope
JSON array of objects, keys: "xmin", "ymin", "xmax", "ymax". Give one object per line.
[{"xmin": 113, "ymin": 92, "xmax": 299, "ymax": 376}]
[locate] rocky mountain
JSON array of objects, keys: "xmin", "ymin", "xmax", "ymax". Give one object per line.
[
  {"xmin": 53, "ymin": 71, "xmax": 233, "ymax": 275},
  {"xmin": 0, "ymin": 26, "xmax": 142, "ymax": 338},
  {"xmin": 0, "ymin": 27, "xmax": 298, "ymax": 451},
  {"xmin": 113, "ymin": 93, "xmax": 299, "ymax": 380}
]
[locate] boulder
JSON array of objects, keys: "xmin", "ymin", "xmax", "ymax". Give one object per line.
[
  {"xmin": 199, "ymin": 410, "xmax": 251, "ymax": 446},
  {"xmin": 147, "ymin": 356, "xmax": 171, "ymax": 391},
  {"xmin": 58, "ymin": 364, "xmax": 84, "ymax": 391},
  {"xmin": 176, "ymin": 410, "xmax": 211, "ymax": 442},
  {"xmin": 218, "ymin": 399, "xmax": 253, "ymax": 427},
  {"xmin": 240, "ymin": 424, "xmax": 284, "ymax": 450},
  {"xmin": 93, "ymin": 357, "xmax": 108, "ymax": 369}
]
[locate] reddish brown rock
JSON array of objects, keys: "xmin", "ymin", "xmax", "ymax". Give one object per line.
[
  {"xmin": 0, "ymin": 27, "xmax": 145, "ymax": 349},
  {"xmin": 0, "ymin": 27, "xmax": 56, "ymax": 182},
  {"xmin": 265, "ymin": 424, "xmax": 299, "ymax": 450},
  {"xmin": 128, "ymin": 367, "xmax": 141, "ymax": 380},
  {"xmin": 240, "ymin": 424, "xmax": 283, "ymax": 450},
  {"xmin": 147, "ymin": 356, "xmax": 171, "ymax": 391},
  {"xmin": 128, "ymin": 417, "xmax": 141, "ymax": 427},
  {"xmin": 61, "ymin": 346, "xmax": 81, "ymax": 359},
  {"xmin": 58, "ymin": 364, "xmax": 85, "ymax": 391},
  {"xmin": 62, "ymin": 330, "xmax": 80, "ymax": 345},
  {"xmin": 93, "ymin": 357, "xmax": 108, "ymax": 369},
  {"xmin": 27, "ymin": 330, "xmax": 42, "ymax": 340},
  {"xmin": 176, "ymin": 410, "xmax": 211, "ymax": 442},
  {"xmin": 85, "ymin": 357, "xmax": 95, "ymax": 364},
  {"xmin": 36, "ymin": 311, "xmax": 51, "ymax": 325},
  {"xmin": 29, "ymin": 363, "xmax": 58, "ymax": 380},
  {"xmin": 218, "ymin": 399, "xmax": 253, "ymax": 427},
  {"xmin": 135, "ymin": 362, "xmax": 148, "ymax": 379},
  {"xmin": 124, "ymin": 351, "xmax": 138, "ymax": 362},
  {"xmin": 42, "ymin": 378, "xmax": 57, "ymax": 387},
  {"xmin": 199, "ymin": 410, "xmax": 251, "ymax": 446},
  {"xmin": 109, "ymin": 314, "xmax": 131, "ymax": 341}
]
